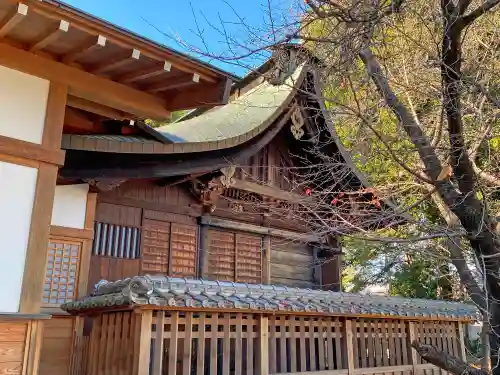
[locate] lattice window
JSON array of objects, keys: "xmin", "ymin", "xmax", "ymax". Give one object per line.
[
  {"xmin": 43, "ymin": 239, "xmax": 81, "ymax": 306},
  {"xmin": 93, "ymin": 222, "xmax": 140, "ymax": 259},
  {"xmin": 141, "ymin": 219, "xmax": 198, "ymax": 277},
  {"xmin": 207, "ymin": 229, "xmax": 263, "ymax": 283}
]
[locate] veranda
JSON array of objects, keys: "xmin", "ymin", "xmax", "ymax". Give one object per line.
[{"xmin": 63, "ymin": 276, "xmax": 477, "ymax": 375}]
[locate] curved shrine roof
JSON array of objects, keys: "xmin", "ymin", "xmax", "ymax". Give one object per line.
[{"xmin": 61, "ymin": 275, "xmax": 478, "ymax": 321}]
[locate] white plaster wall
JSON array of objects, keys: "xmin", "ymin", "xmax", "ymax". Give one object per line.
[
  {"xmin": 0, "ymin": 65, "xmax": 49, "ymax": 144},
  {"xmin": 51, "ymin": 184, "xmax": 89, "ymax": 229},
  {"xmin": 0, "ymin": 161, "xmax": 38, "ymax": 312}
]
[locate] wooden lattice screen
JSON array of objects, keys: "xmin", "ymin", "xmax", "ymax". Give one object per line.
[
  {"xmin": 43, "ymin": 239, "xmax": 82, "ymax": 306},
  {"xmin": 207, "ymin": 229, "xmax": 263, "ymax": 283},
  {"xmin": 75, "ymin": 311, "xmax": 468, "ymax": 375},
  {"xmin": 141, "ymin": 219, "xmax": 198, "ymax": 277}
]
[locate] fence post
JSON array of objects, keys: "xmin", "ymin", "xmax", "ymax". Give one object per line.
[
  {"xmin": 457, "ymin": 323, "xmax": 467, "ymax": 361},
  {"xmin": 259, "ymin": 315, "xmax": 269, "ymax": 375},
  {"xmin": 408, "ymin": 322, "xmax": 419, "ymax": 375},
  {"xmin": 345, "ymin": 320, "xmax": 355, "ymax": 375},
  {"xmin": 135, "ymin": 310, "xmax": 153, "ymax": 375}
]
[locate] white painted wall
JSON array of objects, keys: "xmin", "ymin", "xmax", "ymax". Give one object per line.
[
  {"xmin": 51, "ymin": 184, "xmax": 89, "ymax": 229},
  {"xmin": 0, "ymin": 161, "xmax": 38, "ymax": 312},
  {"xmin": 0, "ymin": 65, "xmax": 49, "ymax": 144}
]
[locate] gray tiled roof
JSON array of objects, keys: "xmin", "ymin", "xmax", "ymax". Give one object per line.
[{"xmin": 61, "ymin": 276, "xmax": 478, "ymax": 320}]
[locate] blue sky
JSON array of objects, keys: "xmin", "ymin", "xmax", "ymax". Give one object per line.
[{"xmin": 62, "ymin": 0, "xmax": 296, "ymax": 77}]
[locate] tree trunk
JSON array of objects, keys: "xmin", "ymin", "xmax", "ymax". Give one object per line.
[{"xmin": 411, "ymin": 341, "xmax": 489, "ymax": 375}]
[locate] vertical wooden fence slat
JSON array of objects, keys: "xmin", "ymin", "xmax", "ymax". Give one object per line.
[
  {"xmin": 458, "ymin": 323, "xmax": 466, "ymax": 360},
  {"xmin": 210, "ymin": 313, "xmax": 219, "ymax": 375},
  {"xmin": 246, "ymin": 315, "xmax": 254, "ymax": 375},
  {"xmin": 122, "ymin": 312, "xmax": 132, "ymax": 375},
  {"xmin": 153, "ymin": 311, "xmax": 165, "ymax": 375},
  {"xmin": 222, "ymin": 314, "xmax": 231, "ymax": 375},
  {"xmin": 105, "ymin": 314, "xmax": 115, "ymax": 375},
  {"xmin": 409, "ymin": 322, "xmax": 418, "ymax": 375},
  {"xmin": 335, "ymin": 318, "xmax": 343, "ymax": 370},
  {"xmin": 395, "ymin": 321, "xmax": 402, "ymax": 367},
  {"xmin": 318, "ymin": 320, "xmax": 326, "ymax": 371},
  {"xmin": 360, "ymin": 321, "xmax": 367, "ymax": 368},
  {"xmin": 388, "ymin": 321, "xmax": 396, "ymax": 367},
  {"xmin": 352, "ymin": 321, "xmax": 359, "ymax": 369},
  {"xmin": 259, "ymin": 316, "xmax": 269, "ymax": 375},
  {"xmin": 299, "ymin": 317, "xmax": 307, "ymax": 372},
  {"xmin": 280, "ymin": 317, "xmax": 287, "ymax": 373},
  {"xmin": 269, "ymin": 316, "xmax": 277, "ymax": 374},
  {"xmin": 345, "ymin": 320, "xmax": 355, "ymax": 375},
  {"xmin": 381, "ymin": 321, "xmax": 389, "ymax": 367},
  {"xmin": 401, "ymin": 322, "xmax": 408, "ymax": 366},
  {"xmin": 183, "ymin": 312, "xmax": 193, "ymax": 375},
  {"xmin": 196, "ymin": 313, "xmax": 206, "ymax": 375},
  {"xmin": 112, "ymin": 313, "xmax": 123, "ymax": 375},
  {"xmin": 137, "ymin": 311, "xmax": 153, "ymax": 375},
  {"xmin": 89, "ymin": 316, "xmax": 102, "ymax": 375},
  {"xmin": 367, "ymin": 322, "xmax": 374, "ymax": 368},
  {"xmin": 168, "ymin": 312, "xmax": 179, "ymax": 375},
  {"xmin": 235, "ymin": 313, "xmax": 243, "ymax": 375},
  {"xmin": 288, "ymin": 317, "xmax": 296, "ymax": 372},
  {"xmin": 98, "ymin": 314, "xmax": 109, "ymax": 375},
  {"xmin": 326, "ymin": 318, "xmax": 335, "ymax": 370},
  {"xmin": 309, "ymin": 319, "xmax": 316, "ymax": 371}
]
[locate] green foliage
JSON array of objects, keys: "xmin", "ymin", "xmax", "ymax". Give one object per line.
[{"xmin": 145, "ymin": 110, "xmax": 186, "ymax": 128}]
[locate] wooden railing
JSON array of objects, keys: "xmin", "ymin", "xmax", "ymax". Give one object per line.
[{"xmin": 72, "ymin": 310, "xmax": 467, "ymax": 375}]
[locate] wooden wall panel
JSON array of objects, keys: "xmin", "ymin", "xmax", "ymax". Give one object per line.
[
  {"xmin": 270, "ymin": 237, "xmax": 315, "ymax": 288},
  {"xmin": 141, "ymin": 219, "xmax": 170, "ymax": 274},
  {"xmin": 170, "ymin": 223, "xmax": 197, "ymax": 277},
  {"xmin": 95, "ymin": 202, "xmax": 141, "ymax": 227},
  {"xmin": 0, "ymin": 322, "xmax": 26, "ymax": 375},
  {"xmin": 207, "ymin": 229, "xmax": 235, "ymax": 281},
  {"xmin": 39, "ymin": 317, "xmax": 75, "ymax": 375},
  {"xmin": 235, "ymin": 233, "xmax": 262, "ymax": 284}
]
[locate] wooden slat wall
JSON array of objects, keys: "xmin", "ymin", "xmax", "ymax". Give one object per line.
[
  {"xmin": 270, "ymin": 237, "xmax": 315, "ymax": 288},
  {"xmin": 141, "ymin": 218, "xmax": 170, "ymax": 274},
  {"xmin": 39, "ymin": 317, "xmax": 76, "ymax": 375},
  {"xmin": 207, "ymin": 229, "xmax": 235, "ymax": 281},
  {"xmin": 87, "ymin": 257, "xmax": 140, "ymax": 295},
  {"xmin": 0, "ymin": 322, "xmax": 28, "ymax": 375},
  {"xmin": 207, "ymin": 229, "xmax": 263, "ymax": 283}
]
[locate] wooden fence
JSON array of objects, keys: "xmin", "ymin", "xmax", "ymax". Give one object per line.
[{"xmin": 71, "ymin": 310, "xmax": 467, "ymax": 375}]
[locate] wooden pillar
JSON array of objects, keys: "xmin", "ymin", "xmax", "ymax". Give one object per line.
[
  {"xmin": 19, "ymin": 82, "xmax": 67, "ymax": 313},
  {"xmin": 263, "ymin": 235, "xmax": 271, "ymax": 284},
  {"xmin": 345, "ymin": 319, "xmax": 355, "ymax": 375},
  {"xmin": 409, "ymin": 322, "xmax": 419, "ymax": 375},
  {"xmin": 259, "ymin": 315, "xmax": 269, "ymax": 375},
  {"xmin": 135, "ymin": 310, "xmax": 153, "ymax": 375},
  {"xmin": 198, "ymin": 216, "xmax": 210, "ymax": 278}
]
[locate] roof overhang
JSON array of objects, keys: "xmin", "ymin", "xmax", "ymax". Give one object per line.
[{"xmin": 0, "ymin": 0, "xmax": 235, "ymax": 120}]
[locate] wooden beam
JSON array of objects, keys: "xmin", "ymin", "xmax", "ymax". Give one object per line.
[
  {"xmin": 61, "ymin": 34, "xmax": 106, "ymax": 64},
  {"xmin": 0, "ymin": 3, "xmax": 28, "ymax": 38},
  {"xmin": 91, "ymin": 48, "xmax": 141, "ymax": 74},
  {"xmin": 30, "ymin": 20, "xmax": 70, "ymax": 52},
  {"xmin": 200, "ymin": 216, "xmax": 318, "ymax": 242},
  {"xmin": 166, "ymin": 78, "xmax": 233, "ymax": 110},
  {"xmin": 49, "ymin": 225, "xmax": 93, "ymax": 239},
  {"xmin": 42, "ymin": 83, "xmax": 68, "ymax": 149},
  {"xmin": 0, "ymin": 43, "xmax": 171, "ymax": 119},
  {"xmin": 64, "ymin": 107, "xmax": 97, "ymax": 132},
  {"xmin": 117, "ymin": 60, "xmax": 172, "ymax": 84},
  {"xmin": 232, "ymin": 178, "xmax": 304, "ymax": 203},
  {"xmin": 147, "ymin": 73, "xmax": 199, "ymax": 93},
  {"xmin": 0, "ymin": 134, "xmax": 65, "ymax": 166}
]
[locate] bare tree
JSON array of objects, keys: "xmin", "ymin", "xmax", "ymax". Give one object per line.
[{"xmin": 170, "ymin": 0, "xmax": 500, "ymax": 373}]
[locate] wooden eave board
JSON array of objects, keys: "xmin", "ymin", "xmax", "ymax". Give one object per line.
[{"xmin": 1, "ymin": 0, "xmax": 232, "ymax": 82}]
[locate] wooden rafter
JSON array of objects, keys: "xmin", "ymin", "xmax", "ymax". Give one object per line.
[
  {"xmin": 117, "ymin": 60, "xmax": 172, "ymax": 84},
  {"xmin": 91, "ymin": 48, "xmax": 141, "ymax": 74},
  {"xmin": 29, "ymin": 20, "xmax": 70, "ymax": 52},
  {"xmin": 0, "ymin": 3, "xmax": 28, "ymax": 38},
  {"xmin": 61, "ymin": 34, "xmax": 106, "ymax": 64},
  {"xmin": 67, "ymin": 96, "xmax": 129, "ymax": 120},
  {"xmin": 147, "ymin": 73, "xmax": 200, "ymax": 93}
]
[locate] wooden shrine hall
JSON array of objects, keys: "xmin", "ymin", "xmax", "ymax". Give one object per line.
[{"xmin": 0, "ymin": 0, "xmax": 476, "ymax": 374}]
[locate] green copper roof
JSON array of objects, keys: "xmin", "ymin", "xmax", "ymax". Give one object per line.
[{"xmin": 61, "ymin": 276, "xmax": 478, "ymax": 321}]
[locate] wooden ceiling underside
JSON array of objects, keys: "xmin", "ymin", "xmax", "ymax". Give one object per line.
[{"xmin": 0, "ymin": 0, "xmax": 232, "ymax": 119}]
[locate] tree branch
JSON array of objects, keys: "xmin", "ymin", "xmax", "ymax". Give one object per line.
[{"xmin": 462, "ymin": 0, "xmax": 500, "ymax": 26}]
